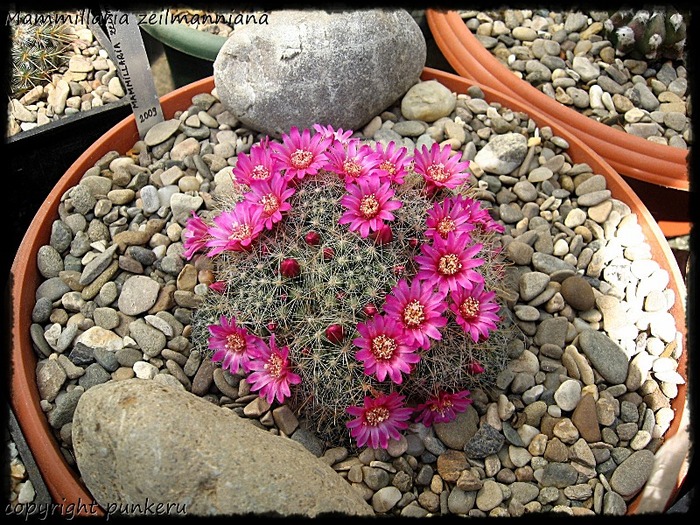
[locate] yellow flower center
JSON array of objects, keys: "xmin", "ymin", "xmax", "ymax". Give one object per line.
[
  {"xmin": 265, "ymin": 353, "xmax": 284, "ymax": 378},
  {"xmin": 251, "ymin": 165, "xmax": 270, "ymax": 180},
  {"xmin": 437, "ymin": 216, "xmax": 456, "ymax": 237},
  {"xmin": 229, "ymin": 224, "xmax": 252, "ymax": 241},
  {"xmin": 371, "ymin": 335, "xmax": 396, "ymax": 361},
  {"xmin": 403, "ymin": 300, "xmax": 425, "ymax": 327},
  {"xmin": 261, "ymin": 193, "xmax": 280, "ymax": 215},
  {"xmin": 343, "ymin": 159, "xmax": 362, "ymax": 178},
  {"xmin": 225, "ymin": 333, "xmax": 246, "ymax": 352},
  {"xmin": 290, "ymin": 149, "xmax": 313, "ymax": 169},
  {"xmin": 427, "ymin": 163, "xmax": 449, "ymax": 182},
  {"xmin": 438, "ymin": 253, "xmax": 462, "ymax": 275},
  {"xmin": 365, "ymin": 406, "xmax": 390, "ymax": 426},
  {"xmin": 360, "ymin": 194, "xmax": 380, "ymax": 219},
  {"xmin": 379, "ymin": 160, "xmax": 396, "ymax": 175},
  {"xmin": 460, "ymin": 297, "xmax": 480, "ymax": 320}
]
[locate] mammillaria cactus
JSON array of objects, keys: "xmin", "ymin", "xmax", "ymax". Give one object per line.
[
  {"xmin": 603, "ymin": 7, "xmax": 687, "ymax": 62},
  {"xmin": 10, "ymin": 15, "xmax": 74, "ymax": 97},
  {"xmin": 185, "ymin": 125, "xmax": 518, "ymax": 449}
]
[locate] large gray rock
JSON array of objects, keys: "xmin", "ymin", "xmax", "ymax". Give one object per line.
[
  {"xmin": 213, "ymin": 9, "xmax": 426, "ymax": 137},
  {"xmin": 72, "ymin": 379, "xmax": 373, "ymax": 517}
]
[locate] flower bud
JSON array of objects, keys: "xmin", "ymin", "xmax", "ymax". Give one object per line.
[
  {"xmin": 323, "ymin": 247, "xmax": 335, "ymax": 261},
  {"xmin": 408, "ymin": 238, "xmax": 419, "ymax": 248},
  {"xmin": 393, "ymin": 265, "xmax": 405, "ymax": 276},
  {"xmin": 305, "ymin": 231, "xmax": 321, "ymax": 246},
  {"xmin": 362, "ymin": 303, "xmax": 378, "ymax": 317},
  {"xmin": 280, "ymin": 257, "xmax": 301, "ymax": 278},
  {"xmin": 370, "ymin": 224, "xmax": 393, "ymax": 244},
  {"xmin": 325, "ymin": 324, "xmax": 344, "ymax": 344},
  {"xmin": 267, "ymin": 321, "xmax": 278, "ymax": 332},
  {"xmin": 467, "ymin": 361, "xmax": 485, "ymax": 374},
  {"xmin": 209, "ymin": 281, "xmax": 226, "ymax": 294}
]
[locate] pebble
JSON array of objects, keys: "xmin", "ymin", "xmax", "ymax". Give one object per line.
[{"xmin": 461, "ymin": 9, "xmax": 690, "ymax": 148}]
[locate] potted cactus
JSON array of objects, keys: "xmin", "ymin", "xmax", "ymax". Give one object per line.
[
  {"xmin": 8, "ymin": 67, "xmax": 689, "ymax": 517},
  {"xmin": 425, "ymin": 8, "xmax": 690, "ymax": 238}
]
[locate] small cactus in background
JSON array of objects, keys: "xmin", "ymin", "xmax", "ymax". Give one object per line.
[
  {"xmin": 603, "ymin": 7, "xmax": 687, "ymax": 62},
  {"xmin": 10, "ymin": 16, "xmax": 74, "ymax": 97},
  {"xmin": 186, "ymin": 126, "xmax": 518, "ymax": 449}
]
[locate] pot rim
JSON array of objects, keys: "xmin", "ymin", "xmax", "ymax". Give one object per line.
[
  {"xmin": 425, "ymin": 9, "xmax": 689, "ymax": 192},
  {"xmin": 9, "ymin": 70, "xmax": 689, "ymax": 516}
]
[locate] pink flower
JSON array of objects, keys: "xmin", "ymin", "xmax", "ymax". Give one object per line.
[
  {"xmin": 425, "ymin": 195, "xmax": 476, "ymax": 243},
  {"xmin": 208, "ymin": 316, "xmax": 263, "ymax": 374},
  {"xmin": 244, "ymin": 173, "xmax": 295, "ymax": 229},
  {"xmin": 371, "ymin": 141, "xmax": 410, "ymax": 184},
  {"xmin": 383, "ymin": 279, "xmax": 447, "ymax": 350},
  {"xmin": 414, "ymin": 234, "xmax": 485, "ymax": 295},
  {"xmin": 466, "ymin": 360, "xmax": 485, "ymax": 374},
  {"xmin": 324, "ymin": 139, "xmax": 379, "ymax": 184},
  {"xmin": 449, "ymin": 281, "xmax": 500, "ymax": 342},
  {"xmin": 209, "ymin": 281, "xmax": 226, "ymax": 294},
  {"xmin": 272, "ymin": 127, "xmax": 330, "ymax": 180},
  {"xmin": 313, "ymin": 123, "xmax": 354, "ymax": 147},
  {"xmin": 205, "ymin": 201, "xmax": 265, "ymax": 256},
  {"xmin": 339, "ymin": 177, "xmax": 402, "ymax": 238},
  {"xmin": 414, "ymin": 390, "xmax": 473, "ymax": 427},
  {"xmin": 353, "ymin": 315, "xmax": 420, "ymax": 384},
  {"xmin": 458, "ymin": 195, "xmax": 505, "ymax": 234},
  {"xmin": 181, "ymin": 211, "xmax": 210, "ymax": 259},
  {"xmin": 413, "ymin": 143, "xmax": 471, "ymax": 191},
  {"xmin": 247, "ymin": 335, "xmax": 302, "ymax": 404},
  {"xmin": 345, "ymin": 392, "xmax": 413, "ymax": 449},
  {"xmin": 233, "ymin": 137, "xmax": 281, "ymax": 186}
]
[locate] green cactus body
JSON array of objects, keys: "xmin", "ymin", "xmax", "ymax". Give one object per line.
[
  {"xmin": 190, "ymin": 165, "xmax": 517, "ymax": 448},
  {"xmin": 10, "ymin": 16, "xmax": 74, "ymax": 97},
  {"xmin": 603, "ymin": 6, "xmax": 687, "ymax": 62}
]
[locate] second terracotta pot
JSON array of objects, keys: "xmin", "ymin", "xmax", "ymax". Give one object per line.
[{"xmin": 426, "ymin": 10, "xmax": 690, "ymax": 237}]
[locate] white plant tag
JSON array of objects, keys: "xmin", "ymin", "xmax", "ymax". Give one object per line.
[{"xmin": 88, "ymin": 10, "xmax": 164, "ymax": 137}]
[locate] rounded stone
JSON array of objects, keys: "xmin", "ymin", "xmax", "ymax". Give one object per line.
[
  {"xmin": 72, "ymin": 379, "xmax": 373, "ymax": 516},
  {"xmin": 560, "ymin": 275, "xmax": 595, "ymax": 311},
  {"xmin": 214, "ymin": 9, "xmax": 426, "ymax": 138},
  {"xmin": 401, "ymin": 80, "xmax": 456, "ymax": 122}
]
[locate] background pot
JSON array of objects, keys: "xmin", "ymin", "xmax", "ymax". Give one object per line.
[
  {"xmin": 140, "ymin": 21, "xmax": 226, "ymax": 89},
  {"xmin": 8, "ymin": 70, "xmax": 689, "ymax": 515},
  {"xmin": 425, "ymin": 10, "xmax": 690, "ymax": 238}
]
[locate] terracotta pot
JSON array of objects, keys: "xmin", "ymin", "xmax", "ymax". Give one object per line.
[
  {"xmin": 9, "ymin": 70, "xmax": 689, "ymax": 516},
  {"xmin": 425, "ymin": 10, "xmax": 690, "ymax": 238},
  {"xmin": 9, "ymin": 77, "xmax": 215, "ymax": 516}
]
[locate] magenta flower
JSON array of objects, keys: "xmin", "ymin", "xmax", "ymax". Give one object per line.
[
  {"xmin": 181, "ymin": 211, "xmax": 210, "ymax": 259},
  {"xmin": 345, "ymin": 392, "xmax": 413, "ymax": 449},
  {"xmin": 313, "ymin": 123, "xmax": 354, "ymax": 148},
  {"xmin": 459, "ymin": 195, "xmax": 505, "ymax": 234},
  {"xmin": 209, "ymin": 281, "xmax": 227, "ymax": 294},
  {"xmin": 208, "ymin": 316, "xmax": 263, "ymax": 374},
  {"xmin": 425, "ymin": 195, "xmax": 476, "ymax": 243},
  {"xmin": 449, "ymin": 281, "xmax": 500, "ymax": 342},
  {"xmin": 466, "ymin": 360, "xmax": 485, "ymax": 375},
  {"xmin": 244, "ymin": 173, "xmax": 295, "ymax": 229},
  {"xmin": 353, "ymin": 315, "xmax": 420, "ymax": 384},
  {"xmin": 414, "ymin": 235, "xmax": 485, "ymax": 295},
  {"xmin": 205, "ymin": 201, "xmax": 265, "ymax": 256},
  {"xmin": 324, "ymin": 139, "xmax": 379, "ymax": 184},
  {"xmin": 271, "ymin": 127, "xmax": 330, "ymax": 180},
  {"xmin": 383, "ymin": 279, "xmax": 447, "ymax": 350},
  {"xmin": 413, "ymin": 143, "xmax": 471, "ymax": 190},
  {"xmin": 414, "ymin": 390, "xmax": 473, "ymax": 427},
  {"xmin": 339, "ymin": 177, "xmax": 402, "ymax": 238},
  {"xmin": 233, "ymin": 137, "xmax": 281, "ymax": 186},
  {"xmin": 247, "ymin": 335, "xmax": 302, "ymax": 404},
  {"xmin": 371, "ymin": 141, "xmax": 410, "ymax": 185}
]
